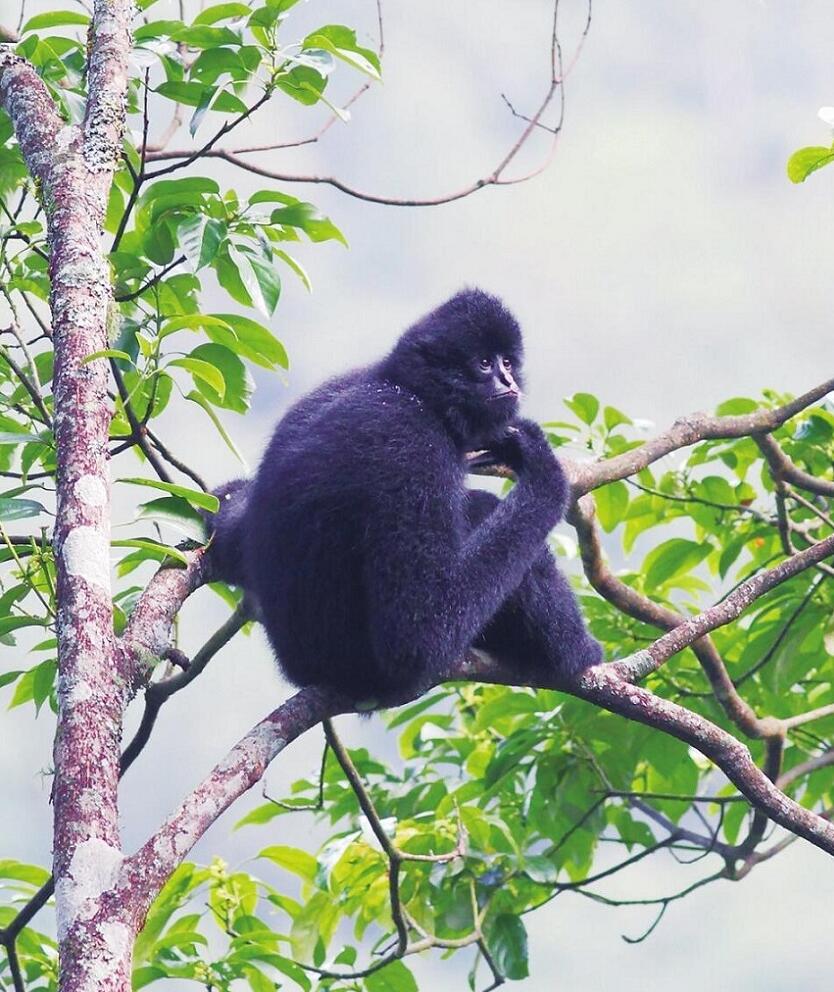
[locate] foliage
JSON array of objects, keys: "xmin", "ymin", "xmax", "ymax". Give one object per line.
[{"xmin": 788, "ymin": 107, "xmax": 834, "ymax": 182}]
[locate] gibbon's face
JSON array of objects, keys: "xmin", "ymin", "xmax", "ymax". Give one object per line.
[
  {"xmin": 468, "ymin": 349, "xmax": 521, "ymax": 416},
  {"xmin": 381, "ymin": 288, "xmax": 526, "ymax": 443}
]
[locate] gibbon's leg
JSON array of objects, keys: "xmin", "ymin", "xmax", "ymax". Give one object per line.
[{"xmin": 465, "ymin": 490, "xmax": 602, "ymax": 677}]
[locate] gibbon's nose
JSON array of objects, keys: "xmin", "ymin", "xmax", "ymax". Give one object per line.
[{"xmin": 495, "ymin": 367, "xmax": 517, "ymax": 394}]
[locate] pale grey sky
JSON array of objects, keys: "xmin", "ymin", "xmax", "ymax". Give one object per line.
[{"xmin": 4, "ymin": 2, "xmax": 834, "ymax": 989}]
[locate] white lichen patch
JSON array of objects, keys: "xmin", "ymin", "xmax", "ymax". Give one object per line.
[
  {"xmin": 62, "ymin": 676, "xmax": 93, "ymax": 707},
  {"xmin": 152, "ymin": 832, "xmax": 176, "ymax": 866},
  {"xmin": 55, "ymin": 124, "xmax": 78, "ymax": 151},
  {"xmin": 77, "ymin": 788, "xmax": 102, "ymax": 815},
  {"xmin": 55, "ymin": 838, "xmax": 123, "ymax": 940},
  {"xmin": 262, "ymin": 726, "xmax": 288, "ymax": 760},
  {"xmin": 91, "ymin": 920, "xmax": 132, "ymax": 981},
  {"xmin": 75, "ymin": 475, "xmax": 107, "ymax": 507},
  {"xmin": 63, "ymin": 527, "xmax": 111, "ymax": 591}
]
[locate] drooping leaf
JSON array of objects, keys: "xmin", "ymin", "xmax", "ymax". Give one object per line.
[
  {"xmin": 484, "ymin": 914, "xmax": 529, "ymax": 981},
  {"xmin": 116, "ymin": 478, "xmax": 218, "ymax": 512},
  {"xmin": 0, "ymin": 498, "xmax": 47, "ymax": 521}
]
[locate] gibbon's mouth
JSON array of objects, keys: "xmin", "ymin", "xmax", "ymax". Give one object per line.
[{"xmin": 488, "ymin": 389, "xmax": 519, "ymax": 402}]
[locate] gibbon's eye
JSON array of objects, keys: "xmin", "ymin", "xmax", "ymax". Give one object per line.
[
  {"xmin": 502, "ymin": 356, "xmax": 513, "ymax": 371},
  {"xmin": 479, "ymin": 357, "xmax": 492, "ymax": 372}
]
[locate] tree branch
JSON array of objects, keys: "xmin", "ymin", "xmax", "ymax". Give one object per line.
[
  {"xmin": 567, "ymin": 378, "xmax": 834, "ymax": 495},
  {"xmin": 117, "ymin": 548, "xmax": 208, "ymax": 693},
  {"xmin": 569, "ymin": 494, "xmax": 775, "ymax": 737},
  {"xmin": 615, "ymin": 532, "xmax": 834, "ymax": 680},
  {"xmin": 142, "ymin": 0, "xmax": 582, "ymax": 207},
  {"xmin": 755, "ymin": 431, "xmax": 834, "ymax": 497},
  {"xmin": 120, "ymin": 640, "xmax": 834, "ymax": 934}
]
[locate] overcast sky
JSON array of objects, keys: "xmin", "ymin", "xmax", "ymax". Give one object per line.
[{"xmin": 4, "ymin": 1, "xmax": 834, "ymax": 989}]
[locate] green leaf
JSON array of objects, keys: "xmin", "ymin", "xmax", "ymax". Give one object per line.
[
  {"xmin": 228, "ymin": 245, "xmax": 280, "ymax": 316},
  {"xmin": 234, "ymin": 802, "xmax": 286, "ymax": 829},
  {"xmin": 190, "ymin": 47, "xmax": 249, "ymax": 85},
  {"xmin": 603, "ymin": 404, "xmax": 632, "ymax": 431},
  {"xmin": 269, "ymin": 203, "xmax": 346, "ymax": 244},
  {"xmin": 144, "ymin": 177, "xmax": 220, "ymax": 200},
  {"xmin": 364, "ymin": 960, "xmax": 419, "ymax": 992},
  {"xmin": 386, "ymin": 691, "xmax": 448, "ymax": 729},
  {"xmin": 564, "ymin": 392, "xmax": 599, "ymax": 425},
  {"xmin": 644, "ymin": 538, "xmax": 712, "ymax": 589},
  {"xmin": 248, "ymin": 190, "xmax": 301, "ymax": 207},
  {"xmin": 178, "ymin": 215, "xmax": 214, "ymax": 272},
  {"xmin": 522, "ymin": 855, "xmax": 558, "ymax": 884},
  {"xmin": 32, "ymin": 657, "xmax": 56, "ymax": 710},
  {"xmin": 188, "ymin": 343, "xmax": 253, "ymax": 413},
  {"xmin": 0, "ymin": 497, "xmax": 46, "ymax": 521},
  {"xmin": 267, "ymin": 956, "xmax": 312, "ymax": 992},
  {"xmin": 190, "ymin": 84, "xmax": 217, "ymax": 136},
  {"xmin": 0, "ymin": 616, "xmax": 48, "ymax": 637},
  {"xmin": 172, "ymin": 24, "xmax": 242, "ymax": 48},
  {"xmin": 244, "ymin": 251, "xmax": 281, "ymax": 316},
  {"xmin": 81, "ymin": 349, "xmax": 132, "ymax": 365},
  {"xmin": 258, "ymin": 845, "xmax": 317, "ymax": 883},
  {"xmin": 485, "ymin": 914, "xmax": 528, "ymax": 981},
  {"xmin": 273, "ymin": 249, "xmax": 311, "ymax": 291},
  {"xmin": 193, "ymin": 3, "xmax": 252, "ymax": 24},
  {"xmin": 168, "ymin": 356, "xmax": 227, "ymax": 399},
  {"xmin": 112, "ymin": 539, "xmax": 189, "ymax": 566},
  {"xmin": 215, "ymin": 245, "xmax": 254, "ymax": 308},
  {"xmin": 594, "ymin": 481, "xmax": 629, "ymax": 532},
  {"xmin": 133, "ymin": 966, "xmax": 168, "ymax": 990},
  {"xmin": 715, "ymin": 396, "xmax": 758, "ymax": 416},
  {"xmin": 0, "ymin": 859, "xmax": 51, "ymax": 887},
  {"xmin": 275, "ymin": 65, "xmax": 328, "ymax": 106},
  {"xmin": 303, "ymin": 24, "xmax": 381, "ymax": 80},
  {"xmin": 0, "ymin": 432, "xmax": 44, "ymax": 445},
  {"xmin": 9, "ymin": 658, "xmax": 54, "ymax": 711},
  {"xmin": 116, "ymin": 477, "xmax": 218, "ymax": 512},
  {"xmin": 243, "ymin": 966, "xmax": 273, "ymax": 992},
  {"xmin": 137, "ymin": 496, "xmax": 205, "ymax": 533},
  {"xmin": 787, "ymin": 144, "xmax": 834, "ymax": 183},
  {"xmin": 134, "ymin": 20, "xmax": 186, "ymax": 42},
  {"xmin": 22, "ymin": 10, "xmax": 89, "ymax": 31},
  {"xmin": 156, "ymin": 81, "xmax": 247, "ymax": 113},
  {"xmin": 210, "ymin": 313, "xmax": 288, "ymax": 369},
  {"xmin": 160, "ymin": 313, "xmax": 233, "ymax": 337}
]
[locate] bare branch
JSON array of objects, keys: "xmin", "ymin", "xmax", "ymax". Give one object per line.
[
  {"xmin": 0, "ymin": 51, "xmax": 62, "ymax": 185},
  {"xmin": 120, "ymin": 604, "xmax": 247, "ymax": 773},
  {"xmin": 124, "ymin": 685, "xmax": 346, "ymax": 914},
  {"xmin": 82, "ymin": 1, "xmax": 133, "ymax": 175},
  {"xmin": 144, "ymin": 0, "xmax": 580, "ymax": 207},
  {"xmin": 117, "ymin": 548, "xmax": 208, "ymax": 692},
  {"xmin": 777, "ymin": 750, "xmax": 834, "ymax": 791},
  {"xmin": 324, "ymin": 717, "xmax": 409, "ymax": 953}
]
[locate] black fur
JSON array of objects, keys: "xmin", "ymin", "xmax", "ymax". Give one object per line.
[{"xmin": 209, "ymin": 289, "xmax": 602, "ymax": 699}]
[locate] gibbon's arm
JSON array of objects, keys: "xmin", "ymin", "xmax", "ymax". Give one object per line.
[{"xmin": 363, "ymin": 420, "xmax": 568, "ymax": 669}]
